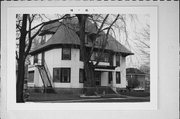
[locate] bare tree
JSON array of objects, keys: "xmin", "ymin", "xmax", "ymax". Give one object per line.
[{"xmin": 16, "ymin": 14, "xmax": 69, "ymax": 102}]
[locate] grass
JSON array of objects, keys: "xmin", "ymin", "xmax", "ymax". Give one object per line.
[
  {"xmin": 27, "ymin": 92, "xmax": 80, "ymax": 102},
  {"xmin": 119, "ymin": 91, "xmax": 150, "ymax": 97},
  {"xmin": 26, "ymin": 92, "xmax": 150, "ymax": 102}
]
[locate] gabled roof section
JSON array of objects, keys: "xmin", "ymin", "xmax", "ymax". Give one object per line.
[{"xmin": 30, "ymin": 18, "xmax": 133, "ymax": 56}]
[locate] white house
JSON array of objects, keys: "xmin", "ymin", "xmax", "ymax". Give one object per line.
[{"xmin": 27, "ymin": 19, "xmax": 133, "ymax": 93}]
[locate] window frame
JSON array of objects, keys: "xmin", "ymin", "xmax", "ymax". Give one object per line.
[
  {"xmin": 28, "ymin": 71, "xmax": 34, "ymax": 83},
  {"xmin": 60, "ymin": 68, "xmax": 71, "ymax": 83},
  {"xmin": 62, "ymin": 48, "xmax": 71, "ymax": 60},
  {"xmin": 116, "ymin": 72, "xmax": 121, "ymax": 84},
  {"xmin": 53, "ymin": 68, "xmax": 71, "ymax": 83},
  {"xmin": 53, "ymin": 68, "xmax": 61, "ymax": 82},
  {"xmin": 91, "ymin": 52, "xmax": 110, "ymax": 63},
  {"xmin": 108, "ymin": 72, "xmax": 113, "ymax": 84}
]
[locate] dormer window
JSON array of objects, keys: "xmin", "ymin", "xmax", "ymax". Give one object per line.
[
  {"xmin": 41, "ymin": 35, "xmax": 46, "ymax": 44},
  {"xmin": 62, "ymin": 48, "xmax": 71, "ymax": 60}
]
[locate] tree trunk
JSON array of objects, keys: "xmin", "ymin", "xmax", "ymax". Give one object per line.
[
  {"xmin": 77, "ymin": 14, "xmax": 97, "ymax": 95},
  {"xmin": 16, "ymin": 14, "xmax": 28, "ymax": 102},
  {"xmin": 84, "ymin": 62, "xmax": 95, "ymax": 87}
]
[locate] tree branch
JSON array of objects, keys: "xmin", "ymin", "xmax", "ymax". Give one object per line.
[{"xmin": 94, "ymin": 14, "xmax": 119, "ymax": 66}]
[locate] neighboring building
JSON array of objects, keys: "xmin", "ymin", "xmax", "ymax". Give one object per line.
[
  {"xmin": 27, "ymin": 19, "xmax": 133, "ymax": 93},
  {"xmin": 126, "ymin": 68, "xmax": 150, "ymax": 91}
]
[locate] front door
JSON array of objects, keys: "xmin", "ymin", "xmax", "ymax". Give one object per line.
[{"xmin": 95, "ymin": 71, "xmax": 101, "ymax": 86}]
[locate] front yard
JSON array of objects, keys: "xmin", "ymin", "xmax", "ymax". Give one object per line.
[
  {"xmin": 119, "ymin": 91, "xmax": 150, "ymax": 97},
  {"xmin": 26, "ymin": 91, "xmax": 150, "ymax": 103}
]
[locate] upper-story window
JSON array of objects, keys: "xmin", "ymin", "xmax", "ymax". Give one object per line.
[
  {"xmin": 116, "ymin": 54, "xmax": 120, "ymax": 66},
  {"xmin": 41, "ymin": 35, "xmax": 46, "ymax": 44},
  {"xmin": 62, "ymin": 48, "xmax": 71, "ymax": 60},
  {"xmin": 41, "ymin": 34, "xmax": 52, "ymax": 44},
  {"xmin": 91, "ymin": 52, "xmax": 110, "ymax": 62},
  {"xmin": 34, "ymin": 54, "xmax": 38, "ymax": 64}
]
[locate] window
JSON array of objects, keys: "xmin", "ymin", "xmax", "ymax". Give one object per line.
[
  {"xmin": 41, "ymin": 35, "xmax": 46, "ymax": 44},
  {"xmin": 79, "ymin": 69, "xmax": 84, "ymax": 83},
  {"xmin": 103, "ymin": 53, "xmax": 109, "ymax": 62},
  {"xmin": 116, "ymin": 54, "xmax": 120, "ymax": 66},
  {"xmin": 108, "ymin": 72, "xmax": 113, "ymax": 84},
  {"xmin": 28, "ymin": 71, "xmax": 34, "ymax": 83},
  {"xmin": 62, "ymin": 48, "xmax": 71, "ymax": 60},
  {"xmin": 34, "ymin": 54, "xmax": 38, "ymax": 64},
  {"xmin": 61, "ymin": 68, "xmax": 71, "ymax": 83},
  {"xmin": 91, "ymin": 52, "xmax": 110, "ymax": 62},
  {"xmin": 53, "ymin": 68, "xmax": 61, "ymax": 82},
  {"xmin": 53, "ymin": 68, "xmax": 71, "ymax": 83},
  {"xmin": 116, "ymin": 72, "xmax": 121, "ymax": 84}
]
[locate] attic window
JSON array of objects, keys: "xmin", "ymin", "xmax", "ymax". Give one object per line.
[{"xmin": 62, "ymin": 48, "xmax": 71, "ymax": 60}]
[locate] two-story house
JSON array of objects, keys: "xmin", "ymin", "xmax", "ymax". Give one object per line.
[{"xmin": 27, "ymin": 19, "xmax": 133, "ymax": 93}]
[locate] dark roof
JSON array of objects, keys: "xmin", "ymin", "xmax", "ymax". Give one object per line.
[
  {"xmin": 30, "ymin": 19, "xmax": 133, "ymax": 56},
  {"xmin": 39, "ymin": 21, "xmax": 61, "ymax": 36},
  {"xmin": 126, "ymin": 68, "xmax": 146, "ymax": 75}
]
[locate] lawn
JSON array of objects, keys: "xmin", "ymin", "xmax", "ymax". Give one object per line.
[
  {"xmin": 119, "ymin": 91, "xmax": 150, "ymax": 97},
  {"xmin": 27, "ymin": 92, "xmax": 80, "ymax": 102},
  {"xmin": 26, "ymin": 92, "xmax": 150, "ymax": 103}
]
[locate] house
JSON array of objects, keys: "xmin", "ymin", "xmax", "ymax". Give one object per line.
[
  {"xmin": 126, "ymin": 68, "xmax": 150, "ymax": 91},
  {"xmin": 27, "ymin": 19, "xmax": 133, "ymax": 93}
]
